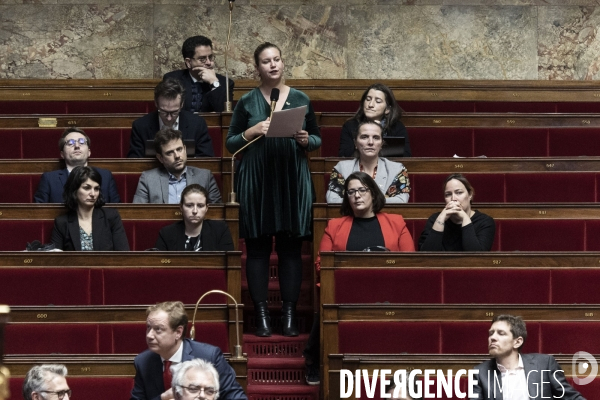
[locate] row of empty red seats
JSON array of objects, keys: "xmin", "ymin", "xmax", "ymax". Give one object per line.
[
  {"xmin": 0, "ymin": 127, "xmax": 223, "ymax": 158},
  {"xmin": 4, "ymin": 99, "xmax": 600, "ymax": 114},
  {"xmin": 5, "ymin": 322, "xmax": 228, "ymax": 355}
]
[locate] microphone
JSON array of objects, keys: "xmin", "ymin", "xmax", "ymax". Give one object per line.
[
  {"xmin": 269, "ymin": 88, "xmax": 280, "ymax": 119},
  {"xmin": 223, "ymin": 0, "xmax": 236, "ymax": 111}
]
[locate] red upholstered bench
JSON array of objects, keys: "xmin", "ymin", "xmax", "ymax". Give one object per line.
[
  {"xmin": 5, "ymin": 321, "xmax": 229, "ymax": 354},
  {"xmin": 409, "ymin": 128, "xmax": 473, "ymax": 157},
  {"xmin": 337, "ymin": 321, "xmax": 600, "ymax": 355},
  {"xmin": 10, "ymin": 377, "xmax": 135, "ymax": 400},
  {"xmin": 0, "ymin": 266, "xmax": 229, "ymax": 305}
]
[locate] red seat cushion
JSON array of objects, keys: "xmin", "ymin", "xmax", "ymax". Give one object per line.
[
  {"xmin": 549, "ymin": 129, "xmax": 600, "ymax": 157},
  {"xmin": 0, "ymin": 101, "xmax": 67, "ymax": 114},
  {"xmin": 5, "ymin": 323, "xmax": 99, "ymax": 354},
  {"xmin": 411, "ymin": 174, "xmax": 505, "ymax": 203},
  {"xmin": 499, "ymin": 220, "xmax": 584, "ymax": 251},
  {"xmin": 66, "ymin": 100, "xmax": 152, "ymax": 114},
  {"xmin": 320, "ymin": 127, "xmax": 342, "ymax": 157},
  {"xmin": 409, "ymin": 128, "xmax": 473, "ymax": 158},
  {"xmin": 474, "ymin": 128, "xmax": 548, "ymax": 157},
  {"xmin": 338, "ymin": 321, "xmax": 440, "ymax": 353},
  {"xmin": 474, "ymin": 102, "xmax": 556, "ymax": 113},
  {"xmin": 0, "ymin": 175, "xmax": 33, "ymax": 202},
  {"xmin": 443, "ymin": 269, "xmax": 551, "ymax": 304},
  {"xmin": 541, "ymin": 322, "xmax": 600, "ymax": 354},
  {"xmin": 0, "ymin": 220, "xmax": 48, "ymax": 251},
  {"xmin": 335, "ymin": 269, "xmax": 442, "ymax": 303},
  {"xmin": 505, "ymin": 173, "xmax": 596, "ymax": 202},
  {"xmin": 552, "ymin": 269, "xmax": 600, "ymax": 303},
  {"xmin": 0, "ymin": 129, "xmax": 23, "ymax": 158},
  {"xmin": 0, "ymin": 268, "xmax": 91, "ymax": 305},
  {"xmin": 101, "ymin": 268, "xmax": 228, "ymax": 304},
  {"xmin": 130, "ymin": 220, "xmax": 173, "ymax": 251}
]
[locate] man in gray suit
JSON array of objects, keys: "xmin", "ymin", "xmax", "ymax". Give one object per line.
[
  {"xmin": 133, "ymin": 128, "xmax": 221, "ymax": 204},
  {"xmin": 471, "ymin": 314, "xmax": 585, "ymax": 400}
]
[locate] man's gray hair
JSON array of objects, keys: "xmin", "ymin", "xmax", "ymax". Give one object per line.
[
  {"xmin": 172, "ymin": 359, "xmax": 220, "ymax": 399},
  {"xmin": 22, "ymin": 364, "xmax": 68, "ymax": 400}
]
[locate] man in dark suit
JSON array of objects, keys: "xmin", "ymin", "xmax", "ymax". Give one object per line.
[
  {"xmin": 163, "ymin": 35, "xmax": 234, "ymax": 113},
  {"xmin": 133, "ymin": 128, "xmax": 221, "ymax": 204},
  {"xmin": 128, "ymin": 78, "xmax": 214, "ymax": 158},
  {"xmin": 34, "ymin": 127, "xmax": 120, "ymax": 203},
  {"xmin": 130, "ymin": 301, "xmax": 246, "ymax": 400},
  {"xmin": 471, "ymin": 315, "xmax": 585, "ymax": 399}
]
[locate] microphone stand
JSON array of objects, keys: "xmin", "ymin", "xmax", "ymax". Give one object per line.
[
  {"xmin": 223, "ymin": 1, "xmax": 234, "ymax": 112},
  {"xmin": 228, "ymin": 98, "xmax": 277, "ymax": 204},
  {"xmin": 189, "ymin": 290, "xmax": 245, "ymax": 360}
]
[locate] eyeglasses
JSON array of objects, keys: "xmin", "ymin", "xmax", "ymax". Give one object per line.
[
  {"xmin": 178, "ymin": 385, "xmax": 217, "ymax": 396},
  {"xmin": 157, "ymin": 108, "xmax": 182, "ymax": 118},
  {"xmin": 64, "ymin": 138, "xmax": 87, "ymax": 147},
  {"xmin": 346, "ymin": 187, "xmax": 370, "ymax": 196},
  {"xmin": 39, "ymin": 389, "xmax": 72, "ymax": 399},
  {"xmin": 191, "ymin": 54, "xmax": 215, "ymax": 64}
]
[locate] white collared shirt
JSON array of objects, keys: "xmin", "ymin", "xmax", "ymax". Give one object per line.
[
  {"xmin": 158, "ymin": 116, "xmax": 179, "ymax": 131},
  {"xmin": 161, "ymin": 340, "xmax": 184, "ymax": 371},
  {"xmin": 497, "ymin": 354, "xmax": 530, "ymax": 400}
]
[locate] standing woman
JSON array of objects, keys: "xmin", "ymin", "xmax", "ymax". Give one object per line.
[
  {"xmin": 51, "ymin": 166, "xmax": 129, "ymax": 251},
  {"xmin": 226, "ymin": 42, "xmax": 321, "ymax": 337},
  {"xmin": 338, "ymin": 83, "xmax": 411, "ymax": 158}
]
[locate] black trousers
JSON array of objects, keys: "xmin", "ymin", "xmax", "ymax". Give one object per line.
[{"xmin": 245, "ymin": 233, "xmax": 304, "ymax": 304}]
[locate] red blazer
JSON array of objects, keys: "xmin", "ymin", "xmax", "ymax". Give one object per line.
[
  {"xmin": 316, "ymin": 213, "xmax": 415, "ymax": 282},
  {"xmin": 320, "ymin": 213, "xmax": 415, "ymax": 252}
]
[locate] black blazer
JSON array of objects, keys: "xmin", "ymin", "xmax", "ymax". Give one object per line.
[
  {"xmin": 339, "ymin": 118, "xmax": 411, "ymax": 157},
  {"xmin": 51, "ymin": 208, "xmax": 130, "ymax": 251},
  {"xmin": 155, "ymin": 220, "xmax": 234, "ymax": 251},
  {"xmin": 127, "ymin": 110, "xmax": 214, "ymax": 158},
  {"xmin": 34, "ymin": 167, "xmax": 121, "ymax": 203},
  {"xmin": 163, "ymin": 69, "xmax": 234, "ymax": 113},
  {"xmin": 130, "ymin": 338, "xmax": 246, "ymax": 400}
]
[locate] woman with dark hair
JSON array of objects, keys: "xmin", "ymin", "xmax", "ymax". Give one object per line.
[
  {"xmin": 418, "ymin": 173, "xmax": 495, "ymax": 251},
  {"xmin": 226, "ymin": 42, "xmax": 321, "ymax": 337},
  {"xmin": 155, "ymin": 184, "xmax": 234, "ymax": 251},
  {"xmin": 304, "ymin": 171, "xmax": 415, "ymax": 385},
  {"xmin": 338, "ymin": 83, "xmax": 411, "ymax": 157},
  {"xmin": 51, "ymin": 166, "xmax": 129, "ymax": 251},
  {"xmin": 327, "ymin": 120, "xmax": 410, "ymax": 204}
]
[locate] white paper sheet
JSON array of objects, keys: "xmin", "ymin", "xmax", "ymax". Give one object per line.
[{"xmin": 265, "ymin": 105, "xmax": 307, "ymax": 138}]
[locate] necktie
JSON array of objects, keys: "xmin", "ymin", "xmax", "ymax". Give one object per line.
[
  {"xmin": 163, "ymin": 360, "xmax": 172, "ymax": 390},
  {"xmin": 191, "ymin": 82, "xmax": 203, "ymax": 112}
]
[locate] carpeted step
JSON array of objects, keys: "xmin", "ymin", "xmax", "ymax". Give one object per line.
[
  {"xmin": 243, "ymin": 333, "xmax": 308, "ymax": 358},
  {"xmin": 246, "ymin": 384, "xmax": 320, "ymax": 400},
  {"xmin": 247, "ymin": 358, "xmax": 307, "ymax": 386}
]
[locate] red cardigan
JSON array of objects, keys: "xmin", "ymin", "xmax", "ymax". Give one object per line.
[{"xmin": 316, "ymin": 213, "xmax": 415, "ymax": 281}]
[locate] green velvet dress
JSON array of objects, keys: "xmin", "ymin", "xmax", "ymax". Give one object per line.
[{"xmin": 226, "ymin": 87, "xmax": 321, "ymax": 239}]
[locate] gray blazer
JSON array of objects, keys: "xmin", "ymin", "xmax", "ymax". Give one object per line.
[
  {"xmin": 326, "ymin": 157, "xmax": 410, "ymax": 204},
  {"xmin": 132, "ymin": 166, "xmax": 222, "ymax": 204},
  {"xmin": 470, "ymin": 353, "xmax": 585, "ymax": 400}
]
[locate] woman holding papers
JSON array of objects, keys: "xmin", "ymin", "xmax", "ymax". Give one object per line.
[
  {"xmin": 226, "ymin": 42, "xmax": 321, "ymax": 337},
  {"xmin": 418, "ymin": 173, "xmax": 495, "ymax": 251},
  {"xmin": 326, "ymin": 120, "xmax": 411, "ymax": 203},
  {"xmin": 338, "ymin": 83, "xmax": 411, "ymax": 157}
]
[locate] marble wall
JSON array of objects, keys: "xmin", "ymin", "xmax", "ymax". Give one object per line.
[{"xmin": 0, "ymin": 0, "xmax": 599, "ymax": 79}]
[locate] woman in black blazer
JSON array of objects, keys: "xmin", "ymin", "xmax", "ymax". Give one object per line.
[
  {"xmin": 155, "ymin": 184, "xmax": 234, "ymax": 251},
  {"xmin": 51, "ymin": 166, "xmax": 129, "ymax": 251}
]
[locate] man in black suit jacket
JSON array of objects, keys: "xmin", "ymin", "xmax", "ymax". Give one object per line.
[
  {"xmin": 130, "ymin": 301, "xmax": 246, "ymax": 400},
  {"xmin": 128, "ymin": 78, "xmax": 214, "ymax": 158},
  {"xmin": 471, "ymin": 315, "xmax": 585, "ymax": 399},
  {"xmin": 34, "ymin": 127, "xmax": 120, "ymax": 203},
  {"xmin": 163, "ymin": 35, "xmax": 234, "ymax": 113}
]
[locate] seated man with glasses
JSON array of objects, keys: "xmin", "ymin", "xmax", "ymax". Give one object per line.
[
  {"xmin": 128, "ymin": 78, "xmax": 214, "ymax": 158},
  {"xmin": 34, "ymin": 127, "xmax": 120, "ymax": 203},
  {"xmin": 130, "ymin": 301, "xmax": 246, "ymax": 400},
  {"xmin": 22, "ymin": 364, "xmax": 72, "ymax": 400},
  {"xmin": 171, "ymin": 359, "xmax": 220, "ymax": 400},
  {"xmin": 163, "ymin": 35, "xmax": 234, "ymax": 113}
]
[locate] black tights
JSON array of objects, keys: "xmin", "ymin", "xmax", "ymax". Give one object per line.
[{"xmin": 245, "ymin": 234, "xmax": 304, "ymax": 304}]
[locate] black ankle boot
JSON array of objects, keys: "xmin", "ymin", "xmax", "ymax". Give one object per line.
[
  {"xmin": 281, "ymin": 301, "xmax": 299, "ymax": 337},
  {"xmin": 254, "ymin": 302, "xmax": 272, "ymax": 337}
]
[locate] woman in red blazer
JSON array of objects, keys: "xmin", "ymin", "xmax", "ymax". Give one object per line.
[{"xmin": 304, "ymin": 171, "xmax": 415, "ymax": 385}]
